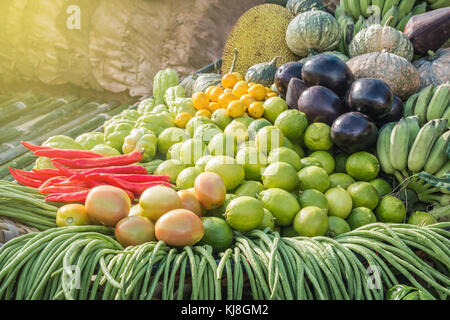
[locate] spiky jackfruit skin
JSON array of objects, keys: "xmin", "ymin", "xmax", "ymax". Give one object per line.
[{"xmin": 222, "ymin": 4, "xmax": 298, "ymax": 77}]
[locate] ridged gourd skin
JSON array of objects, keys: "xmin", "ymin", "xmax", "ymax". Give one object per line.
[
  {"xmin": 245, "ymin": 57, "xmax": 279, "ymax": 86},
  {"xmin": 285, "ymin": 10, "xmax": 340, "ymax": 58},
  {"xmin": 413, "ymin": 48, "xmax": 450, "ymax": 90},
  {"xmin": 286, "ymin": 0, "xmax": 325, "ymax": 16},
  {"xmin": 349, "ymin": 24, "xmax": 414, "ymax": 62},
  {"xmin": 193, "ymin": 73, "xmax": 222, "ymax": 93},
  {"xmin": 222, "ymin": 4, "xmax": 298, "ymax": 76},
  {"xmin": 347, "ymin": 50, "xmax": 420, "ymax": 100},
  {"xmin": 153, "ymin": 69, "xmax": 179, "ymax": 105}
]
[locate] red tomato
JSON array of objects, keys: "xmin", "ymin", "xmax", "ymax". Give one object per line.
[
  {"xmin": 194, "ymin": 172, "xmax": 226, "ymax": 210},
  {"xmin": 178, "ymin": 190, "xmax": 202, "ymax": 216},
  {"xmin": 115, "ymin": 216, "xmax": 156, "ymax": 248},
  {"xmin": 155, "ymin": 209, "xmax": 204, "ymax": 246}
]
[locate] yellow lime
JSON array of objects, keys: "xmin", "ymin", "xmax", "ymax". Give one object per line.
[
  {"xmin": 263, "ymin": 97, "xmax": 288, "ymax": 123},
  {"xmin": 298, "ymin": 166, "xmax": 329, "ymax": 192},
  {"xmin": 211, "ymin": 108, "xmax": 233, "ymax": 130},
  {"xmin": 262, "ymin": 162, "xmax": 298, "ymax": 192},
  {"xmin": 176, "ymin": 167, "xmax": 202, "ymax": 189},
  {"xmin": 235, "ymin": 147, "xmax": 268, "ymax": 181},
  {"xmin": 179, "ymin": 138, "xmax": 208, "ymax": 165},
  {"xmin": 257, "ymin": 208, "xmax": 276, "ymax": 231},
  {"xmin": 303, "ymin": 122, "xmax": 333, "ymax": 151},
  {"xmin": 225, "ymin": 196, "xmax": 264, "ymax": 231},
  {"xmin": 256, "ymin": 126, "xmax": 285, "ymax": 154},
  {"xmin": 268, "ymin": 147, "xmax": 302, "ymax": 171},
  {"xmin": 325, "ymin": 187, "xmax": 353, "ymax": 219},
  {"xmin": 346, "ymin": 152, "xmax": 380, "ymax": 181},
  {"xmin": 309, "ymin": 151, "xmax": 335, "ymax": 174},
  {"xmin": 234, "ymin": 181, "xmax": 264, "ymax": 198},
  {"xmin": 205, "ymin": 156, "xmax": 245, "ymax": 191},
  {"xmin": 155, "ymin": 159, "xmax": 186, "ymax": 183},
  {"xmin": 328, "ymin": 173, "xmax": 355, "ymax": 189},
  {"xmin": 293, "ymin": 206, "xmax": 328, "ymax": 237},
  {"xmin": 274, "ymin": 109, "xmax": 308, "ymax": 140},
  {"xmin": 259, "ymin": 188, "xmax": 300, "ymax": 226},
  {"xmin": 347, "ymin": 182, "xmax": 379, "ymax": 210},
  {"xmin": 157, "ymin": 127, "xmax": 190, "ymax": 155}
]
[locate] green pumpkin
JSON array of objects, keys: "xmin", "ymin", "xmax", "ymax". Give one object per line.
[
  {"xmin": 193, "ymin": 73, "xmax": 222, "ymax": 93},
  {"xmin": 245, "ymin": 56, "xmax": 280, "ymax": 86},
  {"xmin": 349, "ymin": 24, "xmax": 414, "ymax": 62},
  {"xmin": 285, "ymin": 10, "xmax": 340, "ymax": 57},
  {"xmin": 299, "ymin": 51, "xmax": 349, "ymax": 64},
  {"xmin": 153, "ymin": 68, "xmax": 179, "ymax": 105},
  {"xmin": 413, "ymin": 49, "xmax": 450, "ymax": 89},
  {"xmin": 286, "ymin": 0, "xmax": 325, "ymax": 16},
  {"xmin": 180, "ymin": 74, "xmax": 197, "ymax": 97}
]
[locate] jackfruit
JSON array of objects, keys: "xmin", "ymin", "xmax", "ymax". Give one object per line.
[{"xmin": 222, "ymin": 4, "xmax": 298, "ymax": 77}]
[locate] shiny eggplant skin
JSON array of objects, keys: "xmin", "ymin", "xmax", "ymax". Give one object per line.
[
  {"xmin": 274, "ymin": 62, "xmax": 303, "ymax": 99},
  {"xmin": 347, "ymin": 78, "xmax": 393, "ymax": 121},
  {"xmin": 297, "ymin": 85, "xmax": 347, "ymax": 125},
  {"xmin": 285, "ymin": 77, "xmax": 309, "ymax": 109},
  {"xmin": 376, "ymin": 96, "xmax": 404, "ymax": 126},
  {"xmin": 301, "ymin": 54, "xmax": 354, "ymax": 97},
  {"xmin": 331, "ymin": 112, "xmax": 378, "ymax": 154}
]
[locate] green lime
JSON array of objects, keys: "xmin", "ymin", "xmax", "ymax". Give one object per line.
[
  {"xmin": 208, "ymin": 133, "xmax": 237, "ymax": 157},
  {"xmin": 235, "ymin": 147, "xmax": 268, "ymax": 181},
  {"xmin": 327, "ymin": 216, "xmax": 351, "ymax": 237},
  {"xmin": 193, "ymin": 123, "xmax": 222, "ymax": 144},
  {"xmin": 157, "ymin": 127, "xmax": 189, "ymax": 155},
  {"xmin": 282, "ymin": 137, "xmax": 294, "ymax": 149},
  {"xmin": 346, "ymin": 207, "xmax": 377, "ymax": 230},
  {"xmin": 176, "ymin": 167, "xmax": 202, "ymax": 189},
  {"xmin": 198, "ymin": 217, "xmax": 234, "ymax": 252},
  {"xmin": 268, "ymin": 147, "xmax": 302, "ymax": 171},
  {"xmin": 274, "ymin": 109, "xmax": 308, "ymax": 140},
  {"xmin": 262, "ymin": 162, "xmax": 299, "ymax": 192},
  {"xmin": 237, "ymin": 140, "xmax": 256, "ymax": 151},
  {"xmin": 257, "ymin": 208, "xmax": 276, "ymax": 231},
  {"xmin": 298, "ymin": 166, "xmax": 330, "ymax": 193},
  {"xmin": 300, "ymin": 157, "xmax": 323, "ymax": 169},
  {"xmin": 293, "ymin": 206, "xmax": 329, "ymax": 237},
  {"xmin": 334, "ymin": 153, "xmax": 348, "ymax": 173},
  {"xmin": 205, "ymin": 156, "xmax": 245, "ymax": 191},
  {"xmin": 298, "ymin": 189, "xmax": 328, "ymax": 213},
  {"xmin": 185, "ymin": 116, "xmax": 213, "ymax": 137},
  {"xmin": 347, "ymin": 182, "xmax": 379, "ymax": 210},
  {"xmin": 369, "ymin": 178, "xmax": 393, "ymax": 197},
  {"xmin": 291, "ymin": 143, "xmax": 305, "ymax": 158},
  {"xmin": 346, "ymin": 152, "xmax": 380, "ymax": 181},
  {"xmin": 309, "ymin": 151, "xmax": 335, "ymax": 174},
  {"xmin": 248, "ymin": 118, "xmax": 272, "ymax": 140},
  {"xmin": 259, "ymin": 188, "xmax": 300, "ymax": 226},
  {"xmin": 263, "ymin": 97, "xmax": 288, "ymax": 123},
  {"xmin": 281, "ymin": 225, "xmax": 298, "ymax": 237},
  {"xmin": 407, "ymin": 211, "xmax": 437, "ymax": 226},
  {"xmin": 179, "ymin": 138, "xmax": 208, "ymax": 165},
  {"xmin": 225, "ymin": 196, "xmax": 265, "ymax": 231},
  {"xmin": 303, "ymin": 123, "xmax": 333, "ymax": 151},
  {"xmin": 224, "ymin": 121, "xmax": 249, "ymax": 145},
  {"xmin": 375, "ymin": 196, "xmax": 406, "ymax": 223},
  {"xmin": 256, "ymin": 126, "xmax": 285, "ymax": 154},
  {"xmin": 208, "ymin": 194, "xmax": 238, "ymax": 219},
  {"xmin": 155, "ymin": 159, "xmax": 186, "ymax": 183},
  {"xmin": 211, "ymin": 109, "xmax": 233, "ymax": 130},
  {"xmin": 91, "ymin": 144, "xmax": 121, "ymax": 156},
  {"xmin": 166, "ymin": 142, "xmax": 183, "ymax": 160},
  {"xmin": 234, "ymin": 181, "xmax": 264, "ymax": 198},
  {"xmin": 328, "ymin": 173, "xmax": 355, "ymax": 189},
  {"xmin": 195, "ymin": 155, "xmax": 214, "ymax": 171},
  {"xmin": 325, "ymin": 187, "xmax": 353, "ymax": 219},
  {"xmin": 232, "ymin": 116, "xmax": 254, "ymax": 128}
]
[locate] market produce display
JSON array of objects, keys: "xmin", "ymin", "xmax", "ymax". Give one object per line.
[{"xmin": 0, "ymin": 0, "xmax": 449, "ymax": 301}]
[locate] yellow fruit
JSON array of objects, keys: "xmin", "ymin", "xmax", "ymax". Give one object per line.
[
  {"xmin": 240, "ymin": 94, "xmax": 255, "ymax": 107},
  {"xmin": 248, "ymin": 84, "xmax": 266, "ymax": 101},
  {"xmin": 231, "ymin": 72, "xmax": 244, "ymax": 81},
  {"xmin": 232, "ymin": 81, "xmax": 249, "ymax": 98},
  {"xmin": 192, "ymin": 92, "xmax": 210, "ymax": 110},
  {"xmin": 218, "ymin": 92, "xmax": 238, "ymax": 109},
  {"xmin": 196, "ymin": 109, "xmax": 212, "ymax": 118},
  {"xmin": 265, "ymin": 87, "xmax": 271, "ymax": 93},
  {"xmin": 267, "ymin": 92, "xmax": 278, "ymax": 98},
  {"xmin": 224, "ymin": 88, "xmax": 232, "ymax": 93},
  {"xmin": 205, "ymin": 86, "xmax": 216, "ymax": 98},
  {"xmin": 175, "ymin": 112, "xmax": 193, "ymax": 128},
  {"xmin": 222, "ymin": 73, "xmax": 240, "ymax": 89},
  {"xmin": 209, "ymin": 87, "xmax": 224, "ymax": 102},
  {"xmin": 209, "ymin": 102, "xmax": 221, "ymax": 113},
  {"xmin": 227, "ymin": 101, "xmax": 247, "ymax": 118},
  {"xmin": 248, "ymin": 101, "xmax": 264, "ymax": 118}
]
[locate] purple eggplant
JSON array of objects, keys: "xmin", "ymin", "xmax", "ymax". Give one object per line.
[
  {"xmin": 376, "ymin": 96, "xmax": 404, "ymax": 126},
  {"xmin": 297, "ymin": 86, "xmax": 347, "ymax": 125},
  {"xmin": 285, "ymin": 78, "xmax": 309, "ymax": 109},
  {"xmin": 331, "ymin": 112, "xmax": 378, "ymax": 153},
  {"xmin": 274, "ymin": 62, "xmax": 303, "ymax": 99},
  {"xmin": 347, "ymin": 78, "xmax": 393, "ymax": 121},
  {"xmin": 301, "ymin": 54, "xmax": 354, "ymax": 97}
]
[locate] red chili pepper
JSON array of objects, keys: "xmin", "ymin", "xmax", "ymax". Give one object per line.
[
  {"xmin": 20, "ymin": 141, "xmax": 51, "ymax": 151},
  {"xmin": 32, "ymin": 169, "xmax": 61, "ymax": 179},
  {"xmin": 108, "ymin": 174, "xmax": 171, "ymax": 183},
  {"xmin": 78, "ymin": 165, "xmax": 148, "ymax": 175},
  {"xmin": 80, "ymin": 178, "xmax": 136, "ymax": 202},
  {"xmin": 51, "ymin": 161, "xmax": 77, "ymax": 177},
  {"xmin": 39, "ymin": 185, "xmax": 89, "ymax": 194},
  {"xmin": 45, "ymin": 190, "xmax": 90, "ymax": 203},
  {"xmin": 38, "ymin": 176, "xmax": 68, "ymax": 190},
  {"xmin": 34, "ymin": 148, "xmax": 104, "ymax": 159},
  {"xmin": 51, "ymin": 151, "xmax": 143, "ymax": 169},
  {"xmin": 13, "ymin": 169, "xmax": 47, "ymax": 181},
  {"xmin": 52, "ymin": 175, "xmax": 88, "ymax": 187},
  {"xmin": 8, "ymin": 168, "xmax": 43, "ymax": 188}
]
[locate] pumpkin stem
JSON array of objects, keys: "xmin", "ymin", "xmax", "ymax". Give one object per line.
[
  {"xmin": 230, "ymin": 48, "xmax": 239, "ymax": 74},
  {"xmin": 309, "ymin": 49, "xmax": 317, "ymax": 56},
  {"xmin": 384, "ymin": 16, "xmax": 394, "ymax": 27},
  {"xmin": 427, "ymin": 50, "xmax": 436, "ymax": 61},
  {"xmin": 270, "ymin": 56, "xmax": 283, "ymax": 66}
]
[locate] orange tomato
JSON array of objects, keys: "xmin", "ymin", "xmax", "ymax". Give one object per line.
[
  {"xmin": 240, "ymin": 94, "xmax": 255, "ymax": 107},
  {"xmin": 174, "ymin": 112, "xmax": 192, "ymax": 128},
  {"xmin": 222, "ymin": 72, "xmax": 243, "ymax": 89},
  {"xmin": 248, "ymin": 84, "xmax": 266, "ymax": 101},
  {"xmin": 205, "ymin": 86, "xmax": 216, "ymax": 98},
  {"xmin": 209, "ymin": 87, "xmax": 224, "ymax": 102},
  {"xmin": 227, "ymin": 100, "xmax": 246, "ymax": 118},
  {"xmin": 232, "ymin": 81, "xmax": 249, "ymax": 98},
  {"xmin": 218, "ymin": 92, "xmax": 238, "ymax": 109},
  {"xmin": 196, "ymin": 109, "xmax": 212, "ymax": 118},
  {"xmin": 192, "ymin": 92, "xmax": 210, "ymax": 110},
  {"xmin": 267, "ymin": 92, "xmax": 278, "ymax": 98},
  {"xmin": 208, "ymin": 102, "xmax": 221, "ymax": 113},
  {"xmin": 248, "ymin": 101, "xmax": 265, "ymax": 119}
]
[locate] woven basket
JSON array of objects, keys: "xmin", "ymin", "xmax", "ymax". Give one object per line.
[{"xmin": 0, "ymin": 217, "xmax": 39, "ymax": 247}]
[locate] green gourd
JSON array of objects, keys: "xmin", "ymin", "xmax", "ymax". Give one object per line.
[
  {"xmin": 153, "ymin": 68, "xmax": 179, "ymax": 105},
  {"xmin": 285, "ymin": 0, "xmax": 325, "ymax": 15},
  {"xmin": 192, "ymin": 73, "xmax": 222, "ymax": 94},
  {"xmin": 245, "ymin": 56, "xmax": 281, "ymax": 86}
]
